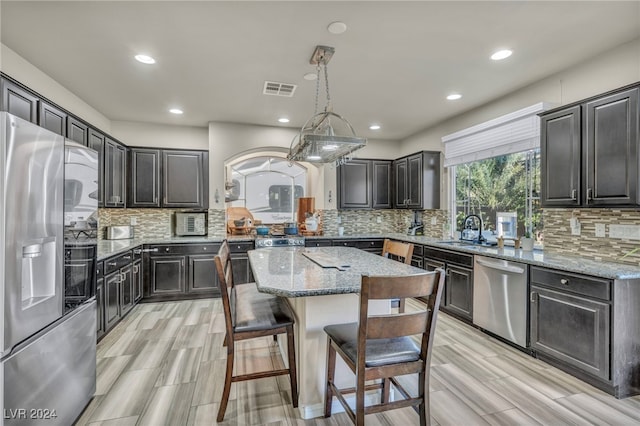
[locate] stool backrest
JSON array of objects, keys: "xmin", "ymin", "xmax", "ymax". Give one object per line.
[
  {"xmin": 382, "ymin": 239, "xmax": 414, "ymax": 264},
  {"xmin": 358, "ymin": 269, "xmax": 445, "ymax": 369},
  {"xmin": 214, "ymin": 240, "xmax": 236, "ymax": 335}
]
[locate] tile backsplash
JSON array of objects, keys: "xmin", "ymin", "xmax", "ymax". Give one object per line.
[
  {"xmin": 324, "ymin": 209, "xmax": 449, "ymax": 238},
  {"xmin": 98, "ymin": 208, "xmax": 226, "ymax": 239},
  {"xmin": 543, "ymin": 208, "xmax": 640, "ymax": 266}
]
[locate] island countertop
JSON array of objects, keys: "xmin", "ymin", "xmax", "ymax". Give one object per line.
[{"xmin": 247, "ymin": 246, "xmax": 427, "ymax": 298}]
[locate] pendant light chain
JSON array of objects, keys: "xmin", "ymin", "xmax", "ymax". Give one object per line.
[
  {"xmin": 323, "ymin": 61, "xmax": 331, "ymax": 111},
  {"xmin": 314, "ymin": 62, "xmax": 321, "ymax": 115}
]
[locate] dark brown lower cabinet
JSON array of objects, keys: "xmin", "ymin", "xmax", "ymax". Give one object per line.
[
  {"xmin": 120, "ymin": 265, "xmax": 134, "ymax": 317},
  {"xmin": 133, "ymin": 260, "xmax": 142, "ymax": 302},
  {"xmin": 424, "ymin": 248, "xmax": 473, "ymax": 322},
  {"xmin": 96, "ymin": 277, "xmax": 104, "ymax": 339},
  {"xmin": 188, "ymin": 255, "xmax": 220, "ymax": 295},
  {"xmin": 104, "ymin": 271, "xmax": 121, "ymax": 332},
  {"xmin": 144, "ymin": 243, "xmax": 221, "ymax": 301},
  {"xmin": 530, "ymin": 284, "xmax": 610, "ymax": 380},
  {"xmin": 229, "ymin": 242, "xmax": 255, "ymax": 285}
]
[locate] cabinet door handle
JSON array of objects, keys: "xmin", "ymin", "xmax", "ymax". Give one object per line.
[
  {"xmin": 560, "ymin": 278, "xmax": 569, "ymax": 285},
  {"xmin": 181, "ymin": 259, "xmax": 185, "ymax": 267},
  {"xmin": 133, "ymin": 265, "xmax": 139, "ymax": 273},
  {"xmin": 571, "ymin": 189, "xmax": 577, "ymax": 200},
  {"xmin": 530, "ymin": 292, "xmax": 537, "ymax": 303},
  {"xmin": 165, "ymin": 248, "xmax": 170, "ymax": 252},
  {"xmin": 587, "ymin": 187, "xmax": 593, "ymax": 202}
]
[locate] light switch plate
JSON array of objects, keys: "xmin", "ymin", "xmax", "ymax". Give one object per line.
[
  {"xmin": 571, "ymin": 222, "xmax": 581, "ymax": 236},
  {"xmin": 130, "ymin": 217, "xmax": 137, "ymax": 225},
  {"xmin": 609, "ymin": 224, "xmax": 640, "ymax": 240},
  {"xmin": 431, "ymin": 217, "xmax": 437, "ymax": 225},
  {"xmin": 595, "ymin": 223, "xmax": 606, "ymax": 237},
  {"xmin": 376, "ymin": 216, "xmax": 382, "ymax": 223}
]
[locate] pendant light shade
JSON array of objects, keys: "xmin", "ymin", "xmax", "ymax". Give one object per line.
[{"xmin": 287, "ymin": 46, "xmax": 366, "ymax": 164}]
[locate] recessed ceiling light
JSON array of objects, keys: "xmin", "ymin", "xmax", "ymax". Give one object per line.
[
  {"xmin": 169, "ymin": 108, "xmax": 183, "ymax": 115},
  {"xmin": 135, "ymin": 54, "xmax": 156, "ymax": 64},
  {"xmin": 491, "ymin": 49, "xmax": 512, "ymax": 61},
  {"xmin": 369, "ymin": 124, "xmax": 381, "ymax": 130},
  {"xmin": 303, "ymin": 73, "xmax": 317, "ymax": 81},
  {"xmin": 278, "ymin": 117, "xmax": 290, "ymax": 123},
  {"xmin": 327, "ymin": 21, "xmax": 347, "ymax": 34},
  {"xmin": 446, "ymin": 94, "xmax": 462, "ymax": 100}
]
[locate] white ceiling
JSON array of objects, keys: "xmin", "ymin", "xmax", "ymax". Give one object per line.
[{"xmin": 1, "ymin": 1, "xmax": 639, "ymax": 140}]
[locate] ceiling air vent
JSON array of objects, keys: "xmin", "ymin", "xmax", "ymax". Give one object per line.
[{"xmin": 263, "ymin": 81, "xmax": 297, "ymax": 97}]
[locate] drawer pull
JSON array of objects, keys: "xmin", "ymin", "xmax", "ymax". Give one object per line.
[
  {"xmin": 108, "ymin": 262, "xmax": 117, "ymax": 266},
  {"xmin": 560, "ymin": 278, "xmax": 569, "ymax": 285},
  {"xmin": 133, "ymin": 249, "xmax": 142, "ymax": 255},
  {"xmin": 165, "ymin": 248, "xmax": 170, "ymax": 252},
  {"xmin": 123, "ymin": 255, "xmax": 131, "ymax": 260}
]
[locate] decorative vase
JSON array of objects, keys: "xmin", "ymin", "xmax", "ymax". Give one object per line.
[{"xmin": 521, "ymin": 237, "xmax": 534, "ymax": 251}]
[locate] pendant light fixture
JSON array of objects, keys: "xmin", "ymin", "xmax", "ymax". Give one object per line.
[{"xmin": 287, "ymin": 45, "xmax": 366, "ymax": 164}]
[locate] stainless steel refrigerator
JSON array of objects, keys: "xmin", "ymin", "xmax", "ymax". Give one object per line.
[{"xmin": 0, "ymin": 112, "xmax": 96, "ymax": 425}]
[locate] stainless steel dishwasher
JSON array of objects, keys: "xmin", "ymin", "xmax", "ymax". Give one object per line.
[{"xmin": 473, "ymin": 255, "xmax": 528, "ymax": 348}]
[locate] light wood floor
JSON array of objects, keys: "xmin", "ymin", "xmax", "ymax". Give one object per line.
[{"xmin": 75, "ymin": 298, "xmax": 640, "ymax": 425}]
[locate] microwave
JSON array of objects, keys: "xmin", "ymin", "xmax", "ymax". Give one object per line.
[{"xmin": 175, "ymin": 211, "xmax": 208, "ymax": 236}]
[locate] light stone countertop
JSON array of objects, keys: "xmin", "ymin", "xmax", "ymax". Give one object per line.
[
  {"xmin": 247, "ymin": 246, "xmax": 427, "ymax": 297},
  {"xmin": 97, "ymin": 231, "xmax": 640, "ymax": 280}
]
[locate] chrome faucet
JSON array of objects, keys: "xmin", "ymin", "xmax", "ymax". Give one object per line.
[{"xmin": 462, "ymin": 214, "xmax": 484, "ymax": 244}]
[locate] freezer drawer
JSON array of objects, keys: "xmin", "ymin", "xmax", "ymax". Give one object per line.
[{"xmin": 1, "ymin": 300, "xmax": 96, "ymax": 426}]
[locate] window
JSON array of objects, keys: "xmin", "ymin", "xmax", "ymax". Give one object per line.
[
  {"xmin": 227, "ymin": 156, "xmax": 306, "ymax": 224},
  {"xmin": 451, "ymin": 149, "xmax": 542, "ymax": 244}
]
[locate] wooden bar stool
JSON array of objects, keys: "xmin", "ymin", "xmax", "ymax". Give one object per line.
[
  {"xmin": 323, "ymin": 269, "xmax": 445, "ymax": 426},
  {"xmin": 214, "ymin": 240, "xmax": 298, "ymax": 422},
  {"xmin": 381, "ymin": 239, "xmax": 415, "ymax": 313}
]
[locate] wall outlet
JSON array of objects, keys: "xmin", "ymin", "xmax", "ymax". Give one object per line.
[
  {"xmin": 431, "ymin": 217, "xmax": 437, "ymax": 225},
  {"xmin": 337, "ymin": 216, "xmax": 342, "ymax": 224},
  {"xmin": 609, "ymin": 224, "xmax": 640, "ymax": 240},
  {"xmin": 570, "ymin": 218, "xmax": 581, "ymax": 236},
  {"xmin": 130, "ymin": 217, "xmax": 137, "ymax": 226},
  {"xmin": 376, "ymin": 216, "xmax": 382, "ymax": 223},
  {"xmin": 595, "ymin": 223, "xmax": 606, "ymax": 238}
]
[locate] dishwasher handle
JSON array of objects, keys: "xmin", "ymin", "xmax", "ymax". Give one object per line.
[{"xmin": 476, "ymin": 258, "xmax": 526, "ymax": 274}]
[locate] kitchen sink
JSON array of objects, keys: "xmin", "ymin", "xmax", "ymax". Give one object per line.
[{"xmin": 437, "ymin": 240, "xmax": 498, "ymax": 247}]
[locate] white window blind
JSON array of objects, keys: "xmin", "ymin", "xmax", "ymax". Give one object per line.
[{"xmin": 442, "ymin": 102, "xmax": 552, "ymax": 167}]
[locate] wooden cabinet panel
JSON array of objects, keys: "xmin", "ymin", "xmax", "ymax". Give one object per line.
[
  {"xmin": 1, "ymin": 78, "xmax": 38, "ymax": 123},
  {"xmin": 530, "ymin": 285, "xmax": 610, "ymax": 380},
  {"xmin": 188, "ymin": 255, "xmax": 220, "ymax": 295},
  {"xmin": 133, "ymin": 260, "xmax": 142, "ymax": 302},
  {"xmin": 444, "ymin": 265, "xmax": 473, "ymax": 321},
  {"xmin": 162, "ymin": 150, "xmax": 208, "ymax": 208},
  {"xmin": 372, "ymin": 160, "xmax": 392, "ymax": 209},
  {"xmin": 88, "ymin": 128, "xmax": 105, "ymax": 207},
  {"xmin": 337, "ymin": 159, "xmax": 371, "ymax": 208},
  {"xmin": 120, "ymin": 265, "xmax": 134, "ymax": 317},
  {"xmin": 129, "ymin": 148, "xmax": 161, "ymax": 208},
  {"xmin": 96, "ymin": 278, "xmax": 104, "ymax": 339},
  {"xmin": 541, "ymin": 106, "xmax": 581, "ymax": 206},
  {"xmin": 67, "ymin": 116, "xmax": 88, "ymax": 146},
  {"xmin": 394, "ymin": 151, "xmax": 440, "ymax": 209},
  {"xmin": 585, "ymin": 88, "xmax": 639, "ymax": 205},
  {"xmin": 104, "ymin": 138, "xmax": 126, "ymax": 208},
  {"xmin": 541, "ymin": 84, "xmax": 640, "ymax": 208},
  {"xmin": 104, "ymin": 272, "xmax": 121, "ymax": 332},
  {"xmin": 39, "ymin": 101, "xmax": 67, "ymax": 136},
  {"xmin": 148, "ymin": 256, "xmax": 186, "ymax": 296}
]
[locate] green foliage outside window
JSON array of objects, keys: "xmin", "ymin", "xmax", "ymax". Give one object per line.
[{"xmin": 454, "ymin": 150, "xmax": 543, "ymax": 243}]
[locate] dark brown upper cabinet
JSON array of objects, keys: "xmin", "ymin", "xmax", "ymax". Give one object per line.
[
  {"xmin": 162, "ymin": 150, "xmax": 208, "ymax": 209},
  {"xmin": 128, "ymin": 148, "xmax": 162, "ymax": 208},
  {"xmin": 394, "ymin": 151, "xmax": 440, "ymax": 210},
  {"xmin": 337, "ymin": 159, "xmax": 392, "ymax": 209},
  {"xmin": 39, "ymin": 101, "xmax": 67, "ymax": 136},
  {"xmin": 104, "ymin": 138, "xmax": 127, "ymax": 208},
  {"xmin": 88, "ymin": 128, "xmax": 105, "ymax": 207},
  {"xmin": 1, "ymin": 78, "xmax": 38, "ymax": 123},
  {"xmin": 67, "ymin": 116, "xmax": 89, "ymax": 146},
  {"xmin": 541, "ymin": 84, "xmax": 639, "ymax": 207},
  {"xmin": 127, "ymin": 148, "xmax": 208, "ymax": 209}
]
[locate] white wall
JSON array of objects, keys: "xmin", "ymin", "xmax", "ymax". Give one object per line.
[
  {"xmin": 402, "ymin": 37, "xmax": 640, "ymax": 207},
  {"xmin": 0, "ymin": 44, "xmax": 112, "ymax": 132},
  {"xmin": 111, "ymin": 121, "xmax": 208, "ymax": 149}
]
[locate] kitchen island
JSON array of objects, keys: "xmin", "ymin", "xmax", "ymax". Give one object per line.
[{"xmin": 248, "ymin": 246, "xmax": 426, "ymax": 419}]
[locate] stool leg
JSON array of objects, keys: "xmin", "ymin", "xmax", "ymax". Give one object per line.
[
  {"xmin": 286, "ymin": 325, "xmax": 298, "ymax": 408},
  {"xmin": 419, "ymin": 370, "xmax": 429, "ymax": 426},
  {"xmin": 217, "ymin": 345, "xmax": 235, "ymax": 422},
  {"xmin": 382, "ymin": 378, "xmax": 390, "ymax": 403},
  {"xmin": 324, "ymin": 339, "xmax": 337, "ymax": 418},
  {"xmin": 399, "ymin": 298, "xmax": 406, "ymax": 314}
]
